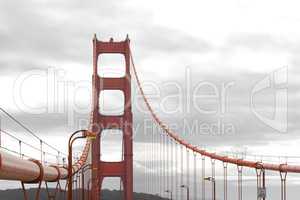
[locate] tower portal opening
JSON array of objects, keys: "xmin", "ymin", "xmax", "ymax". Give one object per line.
[{"xmin": 100, "ymin": 129, "xmax": 124, "ymax": 162}]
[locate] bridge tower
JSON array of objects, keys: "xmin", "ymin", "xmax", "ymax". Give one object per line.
[{"xmin": 90, "ymin": 35, "xmax": 133, "ymax": 200}]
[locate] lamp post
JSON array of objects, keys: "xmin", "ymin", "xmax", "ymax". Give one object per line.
[
  {"xmin": 165, "ymin": 190, "xmax": 173, "ymax": 200},
  {"xmin": 87, "ymin": 179, "xmax": 92, "ymax": 200},
  {"xmin": 81, "ymin": 164, "xmax": 92, "ymax": 200},
  {"xmin": 67, "ymin": 130, "xmax": 95, "ymax": 200},
  {"xmin": 180, "ymin": 185, "xmax": 189, "ymax": 200},
  {"xmin": 204, "ymin": 177, "xmax": 216, "ymax": 200}
]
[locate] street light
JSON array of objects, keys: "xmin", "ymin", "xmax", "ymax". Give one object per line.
[
  {"xmin": 67, "ymin": 130, "xmax": 96, "ymax": 200},
  {"xmin": 204, "ymin": 177, "xmax": 216, "ymax": 200},
  {"xmin": 180, "ymin": 185, "xmax": 189, "ymax": 200},
  {"xmin": 81, "ymin": 164, "xmax": 92, "ymax": 200},
  {"xmin": 165, "ymin": 189, "xmax": 173, "ymax": 200}
]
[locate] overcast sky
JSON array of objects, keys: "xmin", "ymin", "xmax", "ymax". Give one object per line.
[{"xmin": 1, "ymin": 0, "xmax": 300, "ymax": 198}]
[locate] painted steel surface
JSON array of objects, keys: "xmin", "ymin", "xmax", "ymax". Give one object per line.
[{"xmin": 0, "ymin": 140, "xmax": 90, "ymax": 182}]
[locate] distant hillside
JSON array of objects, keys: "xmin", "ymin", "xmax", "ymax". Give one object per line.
[{"xmin": 0, "ymin": 188, "xmax": 168, "ymax": 200}]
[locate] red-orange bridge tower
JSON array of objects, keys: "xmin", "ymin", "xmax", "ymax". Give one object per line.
[{"xmin": 90, "ymin": 35, "xmax": 133, "ymax": 200}]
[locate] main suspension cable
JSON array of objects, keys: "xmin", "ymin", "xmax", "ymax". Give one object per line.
[
  {"xmin": 129, "ymin": 48, "xmax": 300, "ymax": 173},
  {"xmin": 0, "ymin": 107, "xmax": 67, "ymax": 156}
]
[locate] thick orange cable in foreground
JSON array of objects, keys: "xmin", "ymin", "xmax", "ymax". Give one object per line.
[
  {"xmin": 0, "ymin": 140, "xmax": 91, "ymax": 182},
  {"xmin": 130, "ymin": 50, "xmax": 300, "ymax": 173}
]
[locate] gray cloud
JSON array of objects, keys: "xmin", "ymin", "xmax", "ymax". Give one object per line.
[{"xmin": 0, "ymin": 0, "xmax": 214, "ymax": 75}]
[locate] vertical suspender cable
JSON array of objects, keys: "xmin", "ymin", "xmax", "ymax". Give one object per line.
[
  {"xmin": 171, "ymin": 139, "xmax": 174, "ymax": 197},
  {"xmin": 181, "ymin": 145, "xmax": 184, "ymax": 200},
  {"xmin": 186, "ymin": 148, "xmax": 190, "ymax": 193},
  {"xmin": 163, "ymin": 133, "xmax": 166, "ymax": 194},
  {"xmin": 156, "ymin": 127, "xmax": 158, "ymax": 194},
  {"xmin": 202, "ymin": 156, "xmax": 206, "ymax": 200},
  {"xmin": 19, "ymin": 140, "xmax": 22, "ymax": 158},
  {"xmin": 57, "ymin": 151, "xmax": 60, "ymax": 165},
  {"xmin": 211, "ymin": 159, "xmax": 216, "ymax": 200},
  {"xmin": 150, "ymin": 127, "xmax": 152, "ymax": 194},
  {"xmin": 149, "ymin": 132, "xmax": 151, "ymax": 194},
  {"xmin": 156, "ymin": 127, "xmax": 159, "ymax": 195},
  {"xmin": 157, "ymin": 128, "xmax": 159, "ymax": 195},
  {"xmin": 145, "ymin": 136, "xmax": 148, "ymax": 194},
  {"xmin": 43, "ymin": 152, "xmax": 46, "ymax": 165},
  {"xmin": 175, "ymin": 142, "xmax": 178, "ymax": 200},
  {"xmin": 151, "ymin": 126, "xmax": 154, "ymax": 194},
  {"xmin": 193, "ymin": 151, "xmax": 197, "ymax": 200},
  {"xmin": 146, "ymin": 134, "xmax": 149, "ymax": 194},
  {"xmin": 153, "ymin": 126, "xmax": 156, "ymax": 194},
  {"xmin": 167, "ymin": 136, "xmax": 169, "ymax": 192},
  {"xmin": 159, "ymin": 129, "xmax": 162, "ymax": 197},
  {"xmin": 237, "ymin": 165, "xmax": 243, "ymax": 200},
  {"xmin": 40, "ymin": 140, "xmax": 43, "ymax": 162},
  {"xmin": 223, "ymin": 162, "xmax": 228, "ymax": 200},
  {"xmin": 150, "ymin": 126, "xmax": 152, "ymax": 194},
  {"xmin": 263, "ymin": 170, "xmax": 266, "ymax": 200},
  {"xmin": 161, "ymin": 130, "xmax": 164, "ymax": 197}
]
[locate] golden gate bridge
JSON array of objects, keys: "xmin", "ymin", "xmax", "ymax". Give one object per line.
[{"xmin": 0, "ymin": 35, "xmax": 298, "ymax": 200}]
